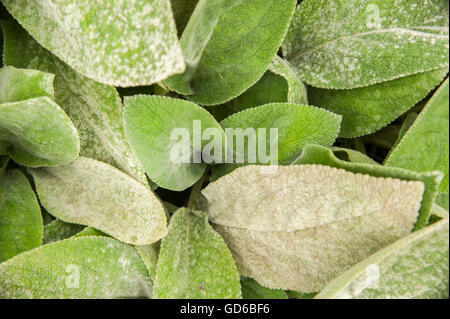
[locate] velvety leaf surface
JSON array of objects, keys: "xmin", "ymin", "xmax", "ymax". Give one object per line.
[
  {"xmin": 29, "ymin": 157, "xmax": 167, "ymax": 245},
  {"xmin": 240, "ymin": 278, "xmax": 288, "ymax": 299},
  {"xmin": 0, "ymin": 237, "xmax": 153, "ymax": 298},
  {"xmin": 154, "ymin": 208, "xmax": 241, "ymax": 299},
  {"xmin": 205, "ymin": 165, "xmax": 424, "ymax": 292},
  {"xmin": 135, "ymin": 244, "xmax": 160, "ymax": 281},
  {"xmin": 0, "ymin": 97, "xmax": 80, "ymax": 167},
  {"xmin": 309, "ymin": 69, "xmax": 448, "ymax": 137},
  {"xmin": 0, "ymin": 65, "xmax": 54, "ymax": 103},
  {"xmin": 165, "ymin": 0, "xmax": 296, "ymax": 105},
  {"xmin": 0, "ymin": 169, "xmax": 43, "ymax": 262},
  {"xmin": 2, "ymin": 22, "xmax": 149, "ymax": 185},
  {"xmin": 1, "ymin": 0, "xmax": 185, "ymax": 86},
  {"xmin": 436, "ymin": 193, "xmax": 449, "ymax": 211},
  {"xmin": 316, "ymin": 218, "xmax": 449, "ymax": 299},
  {"xmin": 283, "ymin": 0, "xmax": 449, "ymax": 89},
  {"xmin": 385, "ymin": 78, "xmax": 449, "ymax": 193},
  {"xmin": 43, "ymin": 219, "xmax": 85, "ymax": 244},
  {"xmin": 124, "ymin": 95, "xmax": 225, "ymax": 191}
]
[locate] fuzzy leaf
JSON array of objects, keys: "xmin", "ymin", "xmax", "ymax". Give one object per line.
[
  {"xmin": 309, "ymin": 69, "xmax": 448, "ymax": 137},
  {"xmin": 29, "ymin": 157, "xmax": 167, "ymax": 245},
  {"xmin": 43, "ymin": 219, "xmax": 84, "ymax": 244},
  {"xmin": 436, "ymin": 193, "xmax": 449, "ymax": 211},
  {"xmin": 0, "ymin": 237, "xmax": 153, "ymax": 298},
  {"xmin": 124, "ymin": 95, "xmax": 225, "ymax": 191},
  {"xmin": 165, "ymin": 0, "xmax": 296, "ymax": 105},
  {"xmin": 1, "ymin": 0, "xmax": 185, "ymax": 86},
  {"xmin": 205, "ymin": 164, "xmax": 425, "ymax": 292},
  {"xmin": 332, "ymin": 147, "xmax": 379, "ymax": 165},
  {"xmin": 283, "ymin": 0, "xmax": 449, "ymax": 89},
  {"xmin": 154, "ymin": 208, "xmax": 241, "ymax": 299},
  {"xmin": 0, "ymin": 97, "xmax": 79, "ymax": 167},
  {"xmin": 240, "ymin": 278, "xmax": 288, "ymax": 299},
  {"xmin": 385, "ymin": 78, "xmax": 449, "ymax": 193},
  {"xmin": 316, "ymin": 218, "xmax": 449, "ymax": 299},
  {"xmin": 0, "ymin": 169, "xmax": 43, "ymax": 262},
  {"xmin": 2, "ymin": 21, "xmax": 149, "ymax": 186}
]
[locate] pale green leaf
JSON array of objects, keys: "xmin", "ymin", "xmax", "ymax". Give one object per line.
[
  {"xmin": 430, "ymin": 203, "xmax": 449, "ymax": 221},
  {"xmin": 309, "ymin": 69, "xmax": 447, "ymax": 137},
  {"xmin": 296, "ymin": 145, "xmax": 442, "ymax": 229},
  {"xmin": 316, "ymin": 218, "xmax": 449, "ymax": 299},
  {"xmin": 385, "ymin": 78, "xmax": 449, "ymax": 194},
  {"xmin": 240, "ymin": 278, "xmax": 288, "ymax": 299},
  {"xmin": 436, "ymin": 193, "xmax": 449, "ymax": 211},
  {"xmin": 135, "ymin": 244, "xmax": 160, "ymax": 282},
  {"xmin": 269, "ymin": 55, "xmax": 308, "ymax": 105},
  {"xmin": 283, "ymin": 0, "xmax": 449, "ymax": 89},
  {"xmin": 1, "ymin": 0, "xmax": 185, "ymax": 86},
  {"xmin": 0, "ymin": 65, "xmax": 54, "ymax": 103},
  {"xmin": 205, "ymin": 164, "xmax": 424, "ymax": 292},
  {"xmin": 154, "ymin": 208, "xmax": 241, "ymax": 299},
  {"xmin": 165, "ymin": 0, "xmax": 296, "ymax": 105},
  {"xmin": 29, "ymin": 157, "xmax": 167, "ymax": 245},
  {"xmin": 0, "ymin": 169, "xmax": 43, "ymax": 262},
  {"xmin": 43, "ymin": 219, "xmax": 84, "ymax": 244},
  {"xmin": 124, "ymin": 95, "xmax": 225, "ymax": 191},
  {"xmin": 0, "ymin": 97, "xmax": 80, "ymax": 167},
  {"xmin": 2, "ymin": 21, "xmax": 149, "ymax": 185},
  {"xmin": 0, "ymin": 237, "xmax": 153, "ymax": 298},
  {"xmin": 332, "ymin": 147, "xmax": 378, "ymax": 165},
  {"xmin": 73, "ymin": 227, "xmax": 107, "ymax": 238}
]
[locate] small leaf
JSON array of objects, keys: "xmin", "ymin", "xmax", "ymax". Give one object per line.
[
  {"xmin": 29, "ymin": 157, "xmax": 167, "ymax": 245},
  {"xmin": 0, "ymin": 97, "xmax": 80, "ymax": 167},
  {"xmin": 154, "ymin": 208, "xmax": 241, "ymax": 299},
  {"xmin": 2, "ymin": 21, "xmax": 149, "ymax": 185},
  {"xmin": 165, "ymin": 0, "xmax": 297, "ymax": 105},
  {"xmin": 43, "ymin": 219, "xmax": 84, "ymax": 244},
  {"xmin": 0, "ymin": 65, "xmax": 54, "ymax": 103},
  {"xmin": 135, "ymin": 245, "xmax": 160, "ymax": 282},
  {"xmin": 283, "ymin": 0, "xmax": 449, "ymax": 89},
  {"xmin": 332, "ymin": 147, "xmax": 378, "ymax": 165},
  {"xmin": 385, "ymin": 78, "xmax": 449, "ymax": 194},
  {"xmin": 308, "ymin": 69, "xmax": 448, "ymax": 137},
  {"xmin": 1, "ymin": 0, "xmax": 185, "ymax": 86},
  {"xmin": 170, "ymin": 0, "xmax": 199, "ymax": 35},
  {"xmin": 204, "ymin": 164, "xmax": 425, "ymax": 292},
  {"xmin": 240, "ymin": 278, "xmax": 288, "ymax": 299},
  {"xmin": 0, "ymin": 237, "xmax": 153, "ymax": 298},
  {"xmin": 124, "ymin": 95, "xmax": 225, "ymax": 191},
  {"xmin": 0, "ymin": 169, "xmax": 43, "ymax": 262},
  {"xmin": 316, "ymin": 218, "xmax": 449, "ymax": 299}
]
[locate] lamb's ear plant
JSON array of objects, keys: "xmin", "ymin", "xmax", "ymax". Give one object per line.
[{"xmin": 0, "ymin": 0, "xmax": 448, "ymax": 300}]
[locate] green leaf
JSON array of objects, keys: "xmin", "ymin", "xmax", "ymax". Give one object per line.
[
  {"xmin": 0, "ymin": 237, "xmax": 153, "ymax": 298},
  {"xmin": 269, "ymin": 55, "xmax": 308, "ymax": 105},
  {"xmin": 385, "ymin": 78, "xmax": 449, "ymax": 194},
  {"xmin": 240, "ymin": 278, "xmax": 288, "ymax": 299},
  {"xmin": 0, "ymin": 97, "xmax": 80, "ymax": 167},
  {"xmin": 0, "ymin": 169, "xmax": 43, "ymax": 262},
  {"xmin": 165, "ymin": 0, "xmax": 297, "ymax": 105},
  {"xmin": 73, "ymin": 227, "xmax": 107, "ymax": 238},
  {"xmin": 332, "ymin": 147, "xmax": 378, "ymax": 165},
  {"xmin": 211, "ymin": 103, "xmax": 342, "ymax": 180},
  {"xmin": 171, "ymin": 0, "xmax": 199, "ymax": 35},
  {"xmin": 436, "ymin": 193, "xmax": 449, "ymax": 211},
  {"xmin": 308, "ymin": 69, "xmax": 448, "ymax": 137},
  {"xmin": 135, "ymin": 244, "xmax": 160, "ymax": 282},
  {"xmin": 124, "ymin": 95, "xmax": 225, "ymax": 191},
  {"xmin": 29, "ymin": 157, "xmax": 167, "ymax": 245},
  {"xmin": 283, "ymin": 0, "xmax": 449, "ymax": 89},
  {"xmin": 43, "ymin": 219, "xmax": 84, "ymax": 244},
  {"xmin": 0, "ymin": 65, "xmax": 54, "ymax": 103},
  {"xmin": 2, "ymin": 21, "xmax": 149, "ymax": 186},
  {"xmin": 1, "ymin": 0, "xmax": 185, "ymax": 86},
  {"xmin": 296, "ymin": 145, "xmax": 442, "ymax": 230},
  {"xmin": 204, "ymin": 164, "xmax": 425, "ymax": 292},
  {"xmin": 154, "ymin": 208, "xmax": 241, "ymax": 299},
  {"xmin": 316, "ymin": 218, "xmax": 449, "ymax": 299}
]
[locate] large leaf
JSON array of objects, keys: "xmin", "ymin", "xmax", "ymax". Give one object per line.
[
  {"xmin": 385, "ymin": 78, "xmax": 449, "ymax": 194},
  {"xmin": 0, "ymin": 169, "xmax": 43, "ymax": 262},
  {"xmin": 2, "ymin": 21, "xmax": 148, "ymax": 185},
  {"xmin": 29, "ymin": 157, "xmax": 167, "ymax": 245},
  {"xmin": 296, "ymin": 145, "xmax": 442, "ymax": 230},
  {"xmin": 0, "ymin": 65, "xmax": 54, "ymax": 103},
  {"xmin": 1, "ymin": 0, "xmax": 185, "ymax": 86},
  {"xmin": 0, "ymin": 237, "xmax": 152, "ymax": 298},
  {"xmin": 203, "ymin": 164, "xmax": 426, "ymax": 292},
  {"xmin": 124, "ymin": 95, "xmax": 225, "ymax": 191},
  {"xmin": 165, "ymin": 0, "xmax": 296, "ymax": 105},
  {"xmin": 316, "ymin": 218, "xmax": 449, "ymax": 299},
  {"xmin": 309, "ymin": 69, "xmax": 448, "ymax": 137},
  {"xmin": 153, "ymin": 208, "xmax": 241, "ymax": 298},
  {"xmin": 43, "ymin": 219, "xmax": 84, "ymax": 244},
  {"xmin": 0, "ymin": 97, "xmax": 79, "ymax": 167},
  {"xmin": 212, "ymin": 103, "xmax": 342, "ymax": 180},
  {"xmin": 283, "ymin": 0, "xmax": 449, "ymax": 89}
]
